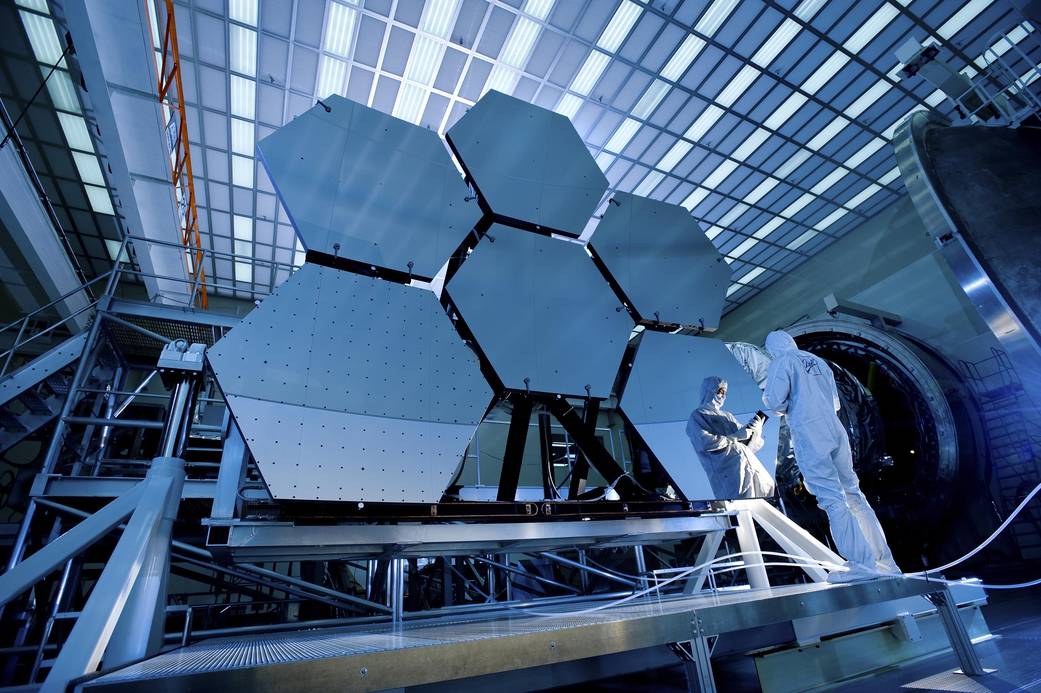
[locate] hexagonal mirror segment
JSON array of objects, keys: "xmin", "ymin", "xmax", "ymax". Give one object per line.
[
  {"xmin": 590, "ymin": 192, "xmax": 731, "ymax": 330},
  {"xmin": 445, "ymin": 224, "xmax": 633, "ymax": 399},
  {"xmin": 620, "ymin": 331, "xmax": 779, "ymax": 501},
  {"xmin": 208, "ymin": 264, "xmax": 494, "ymax": 503},
  {"xmin": 258, "ymin": 95, "xmax": 481, "ymax": 280},
  {"xmin": 446, "ymin": 90, "xmax": 608, "ymax": 237}
]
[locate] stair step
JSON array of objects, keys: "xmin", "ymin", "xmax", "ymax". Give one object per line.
[{"xmin": 19, "ymin": 389, "xmax": 55, "ymax": 416}]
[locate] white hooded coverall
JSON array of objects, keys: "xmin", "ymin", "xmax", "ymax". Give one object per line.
[
  {"xmin": 762, "ymin": 330, "xmax": 899, "ymax": 574},
  {"xmin": 687, "ymin": 376, "xmax": 775, "ymax": 499}
]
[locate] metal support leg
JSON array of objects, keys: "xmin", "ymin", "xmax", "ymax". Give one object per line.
[
  {"xmin": 633, "ymin": 545, "xmax": 650, "ymax": 592},
  {"xmin": 678, "ymin": 631, "xmax": 716, "ymax": 693},
  {"xmin": 735, "ymin": 510, "xmax": 770, "ymax": 589},
  {"xmin": 42, "ymin": 457, "xmax": 185, "ymax": 691},
  {"xmin": 928, "ymin": 588, "xmax": 985, "ymax": 676},
  {"xmin": 389, "ymin": 559, "xmax": 405, "ymax": 626},
  {"xmin": 683, "ymin": 531, "xmax": 725, "ymax": 595},
  {"xmin": 498, "ymin": 396, "xmax": 532, "ymax": 502},
  {"xmin": 212, "ymin": 415, "xmax": 248, "ymax": 519},
  {"xmin": 104, "ymin": 456, "xmax": 187, "ymax": 668}
]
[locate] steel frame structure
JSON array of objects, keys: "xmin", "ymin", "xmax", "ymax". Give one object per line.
[{"xmin": 0, "ymin": 238, "xmax": 990, "ymax": 690}]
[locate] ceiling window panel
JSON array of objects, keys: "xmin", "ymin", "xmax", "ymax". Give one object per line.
[
  {"xmin": 315, "ymin": 55, "xmax": 348, "ymax": 98},
  {"xmin": 814, "ymin": 207, "xmax": 849, "ymax": 231},
  {"xmin": 805, "ymin": 116, "xmax": 850, "ymax": 150},
  {"xmin": 701, "ymin": 159, "xmax": 739, "ymax": 188},
  {"xmin": 660, "ymin": 34, "xmax": 706, "ymax": 81},
  {"xmin": 84, "ymin": 185, "xmax": 114, "ymax": 215},
  {"xmin": 845, "ymin": 182, "xmax": 883, "ymax": 208},
  {"xmin": 809, "ymin": 167, "xmax": 848, "ymax": 195},
  {"xmin": 633, "ymin": 170, "xmax": 665, "ymax": 196},
  {"xmin": 499, "ymin": 16, "xmax": 542, "ymax": 68},
  {"xmin": 324, "ymin": 1, "xmax": 360, "ymax": 55},
  {"xmin": 681, "ymin": 186, "xmax": 710, "ymax": 211},
  {"xmin": 525, "ymin": 0, "xmax": 554, "ymax": 21},
  {"xmin": 773, "ymin": 148, "xmax": 811, "ymax": 178},
  {"xmin": 684, "ymin": 104, "xmax": 725, "ymax": 141},
  {"xmin": 844, "ymin": 3, "xmax": 900, "ymax": 53},
  {"xmin": 631, "ymin": 79, "xmax": 670, "ymax": 119},
  {"xmin": 597, "ymin": 1, "xmax": 642, "ymax": 52},
  {"xmin": 570, "ymin": 50, "xmax": 610, "ymax": 95},
  {"xmin": 57, "ymin": 113, "xmax": 94, "ymax": 153},
  {"xmin": 405, "ymin": 34, "xmax": 442, "ymax": 85},
  {"xmin": 230, "ymin": 75, "xmax": 256, "ymax": 119},
  {"xmin": 229, "ymin": 0, "xmax": 258, "ymax": 26},
  {"xmin": 232, "ymin": 155, "xmax": 254, "ymax": 188},
  {"xmin": 787, "ymin": 229, "xmax": 817, "ymax": 249},
  {"xmin": 879, "ymin": 166, "xmax": 902, "ymax": 185},
  {"xmin": 729, "ymin": 237, "xmax": 758, "ymax": 259},
  {"xmin": 556, "ymin": 93, "xmax": 584, "ymax": 118},
  {"xmin": 716, "ymin": 64, "xmax": 759, "ymax": 107},
  {"xmin": 937, "ymin": 0, "xmax": 994, "ymax": 39},
  {"xmin": 843, "ymin": 79, "xmax": 892, "ymax": 118},
  {"xmin": 731, "ymin": 127, "xmax": 770, "ymax": 161},
  {"xmin": 695, "ymin": 0, "xmax": 740, "ymax": 36},
  {"xmin": 604, "ymin": 117, "xmax": 641, "ymax": 153},
  {"xmin": 762, "ymin": 92, "xmax": 808, "ymax": 130},
  {"xmin": 744, "ymin": 176, "xmax": 781, "ymax": 205},
  {"xmin": 393, "ymin": 82, "xmax": 428, "ymax": 123},
  {"xmin": 230, "ymin": 25, "xmax": 257, "ymax": 76},
  {"xmin": 72, "ymin": 151, "xmax": 105, "ymax": 186},
  {"xmin": 657, "ymin": 139, "xmax": 693, "ymax": 172},
  {"xmin": 801, "ymin": 52, "xmax": 849, "ymax": 94},
  {"xmin": 844, "ymin": 137, "xmax": 886, "ymax": 169},
  {"xmin": 19, "ymin": 10, "xmax": 65, "ymax": 66},
  {"xmin": 44, "ymin": 69, "xmax": 80, "ymax": 113}
]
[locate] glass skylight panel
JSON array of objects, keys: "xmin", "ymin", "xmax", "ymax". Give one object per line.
[
  {"xmin": 731, "ymin": 127, "xmax": 770, "ymax": 161},
  {"xmin": 234, "ymin": 215, "xmax": 253, "ymax": 240},
  {"xmin": 773, "ymin": 148, "xmax": 811, "ymax": 178},
  {"xmin": 229, "ymin": 0, "xmax": 258, "ymax": 26},
  {"xmin": 737, "ymin": 266, "xmax": 766, "ymax": 285},
  {"xmin": 763, "ymin": 93, "xmax": 807, "ymax": 130},
  {"xmin": 878, "ymin": 166, "xmax": 902, "ymax": 185},
  {"xmin": 657, "ymin": 139, "xmax": 693, "ymax": 172},
  {"xmin": 844, "ymin": 80, "xmax": 891, "ymax": 118},
  {"xmin": 684, "ymin": 104, "xmax": 724, "ymax": 141},
  {"xmin": 730, "ymin": 237, "xmax": 758, "ymax": 259},
  {"xmin": 57, "ymin": 113, "xmax": 94, "ymax": 153},
  {"xmin": 809, "ymin": 168, "xmax": 848, "ymax": 195},
  {"xmin": 787, "ymin": 229, "xmax": 817, "ymax": 249},
  {"xmin": 72, "ymin": 151, "xmax": 105, "ymax": 186},
  {"xmin": 231, "ymin": 118, "xmax": 254, "ymax": 156},
  {"xmin": 405, "ymin": 35, "xmax": 442, "ymax": 85},
  {"xmin": 726, "ymin": 283, "xmax": 742, "ymax": 296},
  {"xmin": 316, "ymin": 55, "xmax": 348, "ymax": 98},
  {"xmin": 595, "ymin": 151, "xmax": 614, "ymax": 171},
  {"xmin": 324, "ymin": 1, "xmax": 359, "ymax": 55},
  {"xmin": 631, "ymin": 79, "xmax": 670, "ymax": 119},
  {"xmin": 555, "ymin": 93, "xmax": 584, "ymax": 119},
  {"xmin": 814, "ymin": 207, "xmax": 848, "ymax": 231},
  {"xmin": 882, "ymin": 107, "xmax": 923, "ymax": 139},
  {"xmin": 232, "ymin": 155, "xmax": 254, "ymax": 187},
  {"xmin": 15, "ymin": 0, "xmax": 50, "ymax": 13},
  {"xmin": 597, "ymin": 1, "xmax": 641, "ymax": 53},
  {"xmin": 393, "ymin": 82, "xmax": 428, "ymax": 123},
  {"xmin": 695, "ymin": 0, "xmax": 739, "ymax": 36},
  {"xmin": 230, "ymin": 75, "xmax": 256, "ymax": 119},
  {"xmin": 681, "ymin": 186, "xmax": 710, "ymax": 210},
  {"xmin": 661, "ymin": 35, "xmax": 706, "ymax": 82},
  {"xmin": 844, "ymin": 3, "xmax": 900, "ymax": 53},
  {"xmin": 524, "ymin": 0, "xmax": 554, "ymax": 21},
  {"xmin": 705, "ymin": 225, "xmax": 724, "ymax": 240},
  {"xmin": 234, "ymin": 239, "xmax": 251, "ymax": 256},
  {"xmin": 604, "ymin": 118, "xmax": 641, "ymax": 153},
  {"xmin": 633, "ymin": 171, "xmax": 665, "ymax": 196},
  {"xmin": 105, "ymin": 239, "xmax": 130, "ymax": 263},
  {"xmin": 801, "ymin": 52, "xmax": 849, "ymax": 95},
  {"xmin": 846, "ymin": 183, "xmax": 882, "ymax": 208},
  {"xmin": 701, "ymin": 159, "xmax": 739, "ymax": 188},
  {"xmin": 744, "ymin": 176, "xmax": 780, "ymax": 205},
  {"xmin": 43, "ymin": 68, "xmax": 78, "ymax": 111},
  {"xmin": 20, "ymin": 11, "xmax": 64, "ymax": 66},
  {"xmin": 570, "ymin": 51, "xmax": 610, "ymax": 96},
  {"xmin": 230, "ymin": 25, "xmax": 257, "ymax": 76},
  {"xmin": 717, "ymin": 202, "xmax": 748, "ymax": 226},
  {"xmin": 84, "ymin": 185, "xmax": 114, "ymax": 215},
  {"xmin": 780, "ymin": 192, "xmax": 815, "ymax": 218},
  {"xmin": 751, "ymin": 18, "xmax": 800, "ymax": 68},
  {"xmin": 938, "ymin": 0, "xmax": 994, "ymax": 40},
  {"xmin": 806, "ymin": 117, "xmax": 849, "ymax": 151},
  {"xmin": 234, "ymin": 261, "xmax": 253, "ymax": 283},
  {"xmin": 924, "ymin": 89, "xmax": 946, "ymax": 107},
  {"xmin": 499, "ymin": 16, "xmax": 541, "ymax": 68},
  {"xmin": 844, "ymin": 137, "xmax": 886, "ymax": 169},
  {"xmin": 753, "ymin": 216, "xmax": 785, "ymax": 239},
  {"xmin": 716, "ymin": 64, "xmax": 759, "ymax": 108},
  {"xmin": 485, "ymin": 65, "xmax": 520, "ymax": 95}
]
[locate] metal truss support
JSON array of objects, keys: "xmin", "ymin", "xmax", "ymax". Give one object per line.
[
  {"xmin": 212, "ymin": 414, "xmax": 248, "ymax": 519},
  {"xmin": 537, "ymin": 409, "xmax": 554, "ymax": 499},
  {"xmin": 683, "ymin": 531, "xmax": 725, "ymax": 594},
  {"xmin": 927, "ymin": 587, "xmax": 985, "ymax": 676},
  {"xmin": 734, "ymin": 509, "xmax": 769, "ymax": 590},
  {"xmin": 497, "ymin": 395, "xmax": 532, "ymax": 501},
  {"xmin": 729, "ymin": 499, "xmax": 841, "ymax": 582},
  {"xmin": 39, "ymin": 456, "xmax": 186, "ymax": 691},
  {"xmin": 546, "ymin": 398, "xmax": 637, "ymax": 498},
  {"xmin": 674, "ymin": 631, "xmax": 716, "ymax": 693},
  {"xmin": 568, "ymin": 399, "xmax": 599, "ymax": 498}
]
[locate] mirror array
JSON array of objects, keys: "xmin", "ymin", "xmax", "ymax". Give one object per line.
[{"xmin": 210, "ymin": 90, "xmax": 778, "ymax": 504}]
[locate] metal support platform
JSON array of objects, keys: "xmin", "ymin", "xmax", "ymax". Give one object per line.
[{"xmin": 78, "ymin": 578, "xmax": 986, "ymax": 692}]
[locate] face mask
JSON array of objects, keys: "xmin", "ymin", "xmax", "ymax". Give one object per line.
[{"xmin": 712, "ymin": 392, "xmax": 726, "ymax": 408}]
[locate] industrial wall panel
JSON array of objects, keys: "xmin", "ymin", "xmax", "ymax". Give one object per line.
[
  {"xmin": 446, "ymin": 90, "xmax": 608, "ymax": 237},
  {"xmin": 446, "ymin": 224, "xmax": 633, "ymax": 398},
  {"xmin": 621, "ymin": 331, "xmax": 779, "ymax": 501},
  {"xmin": 257, "ymin": 95, "xmax": 481, "ymax": 279},
  {"xmin": 591, "ymin": 192, "xmax": 731, "ymax": 329},
  {"xmin": 208, "ymin": 264, "xmax": 493, "ymax": 502}
]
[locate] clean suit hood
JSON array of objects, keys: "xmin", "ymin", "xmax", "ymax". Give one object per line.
[
  {"xmin": 699, "ymin": 376, "xmax": 726, "ymax": 408},
  {"xmin": 765, "ymin": 330, "xmax": 798, "ymax": 357}
]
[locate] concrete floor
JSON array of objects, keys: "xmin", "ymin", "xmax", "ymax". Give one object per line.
[{"xmin": 561, "ymin": 586, "xmax": 1041, "ymax": 692}]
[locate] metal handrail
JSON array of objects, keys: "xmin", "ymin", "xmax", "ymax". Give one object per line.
[{"xmin": 0, "ymin": 271, "xmax": 111, "ymax": 337}]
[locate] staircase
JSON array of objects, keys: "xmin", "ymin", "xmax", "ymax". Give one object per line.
[{"xmin": 0, "ymin": 333, "xmax": 85, "ymax": 456}]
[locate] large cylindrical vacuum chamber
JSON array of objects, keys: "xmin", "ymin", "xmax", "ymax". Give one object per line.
[{"xmin": 778, "ymin": 319, "xmax": 991, "ymax": 569}]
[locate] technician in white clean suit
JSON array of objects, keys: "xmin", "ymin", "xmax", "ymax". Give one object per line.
[
  {"xmin": 762, "ymin": 330, "xmax": 900, "ymax": 581},
  {"xmin": 687, "ymin": 376, "xmax": 775, "ymax": 499}
]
